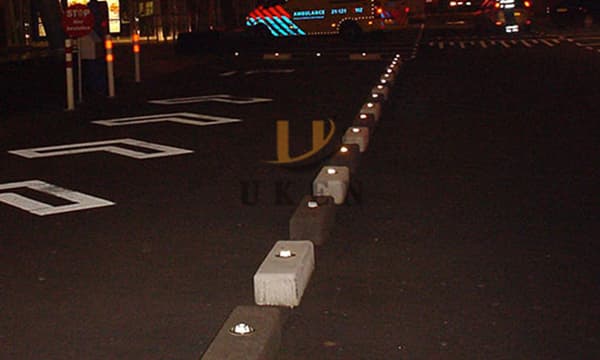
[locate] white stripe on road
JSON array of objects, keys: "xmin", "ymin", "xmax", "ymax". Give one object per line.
[
  {"xmin": 0, "ymin": 180, "xmax": 114, "ymax": 216},
  {"xmin": 540, "ymin": 39, "xmax": 555, "ymax": 47},
  {"xmin": 438, "ymin": 41, "xmax": 444, "ymax": 49},
  {"xmin": 521, "ymin": 40, "xmax": 532, "ymax": 48},
  {"xmin": 500, "ymin": 40, "xmax": 510, "ymax": 48},
  {"xmin": 459, "ymin": 41, "xmax": 465, "ymax": 48},
  {"xmin": 480, "ymin": 40, "xmax": 488, "ymax": 48}
]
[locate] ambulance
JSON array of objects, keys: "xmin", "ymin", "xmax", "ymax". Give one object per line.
[{"xmin": 245, "ymin": 0, "xmax": 411, "ymax": 39}]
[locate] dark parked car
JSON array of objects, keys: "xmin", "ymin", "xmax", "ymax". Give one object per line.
[{"xmin": 550, "ymin": 0, "xmax": 600, "ymax": 27}]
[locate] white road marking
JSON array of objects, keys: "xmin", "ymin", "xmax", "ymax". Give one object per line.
[
  {"xmin": 459, "ymin": 41, "xmax": 465, "ymax": 48},
  {"xmin": 521, "ymin": 40, "xmax": 532, "ymax": 48},
  {"xmin": 511, "ymin": 40, "xmax": 518, "ymax": 45},
  {"xmin": 552, "ymin": 39, "xmax": 560, "ymax": 44},
  {"xmin": 540, "ymin": 39, "xmax": 555, "ymax": 47},
  {"xmin": 0, "ymin": 180, "xmax": 114, "ymax": 216},
  {"xmin": 149, "ymin": 94, "xmax": 272, "ymax": 105},
  {"xmin": 219, "ymin": 71, "xmax": 238, "ymax": 77},
  {"xmin": 531, "ymin": 39, "xmax": 539, "ymax": 44},
  {"xmin": 244, "ymin": 69, "xmax": 295, "ymax": 75},
  {"xmin": 93, "ymin": 112, "xmax": 241, "ymax": 127},
  {"xmin": 438, "ymin": 41, "xmax": 444, "ymax": 49},
  {"xmin": 500, "ymin": 40, "xmax": 510, "ymax": 48},
  {"xmin": 9, "ymin": 139, "xmax": 193, "ymax": 159},
  {"xmin": 480, "ymin": 40, "xmax": 488, "ymax": 48}
]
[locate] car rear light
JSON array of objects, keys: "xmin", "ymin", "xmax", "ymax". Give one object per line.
[
  {"xmin": 376, "ymin": 7, "xmax": 383, "ymax": 15},
  {"xmin": 495, "ymin": 20, "xmax": 503, "ymax": 26},
  {"xmin": 405, "ymin": 7, "xmax": 410, "ymax": 13},
  {"xmin": 526, "ymin": 19, "xmax": 532, "ymax": 25},
  {"xmin": 524, "ymin": 1, "xmax": 532, "ymax": 8},
  {"xmin": 494, "ymin": 2, "xmax": 501, "ymax": 9}
]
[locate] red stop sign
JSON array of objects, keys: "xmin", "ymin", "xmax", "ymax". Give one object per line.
[{"xmin": 62, "ymin": 4, "xmax": 95, "ymax": 38}]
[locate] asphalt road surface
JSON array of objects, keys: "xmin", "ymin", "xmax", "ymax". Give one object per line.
[{"xmin": 1, "ymin": 25, "xmax": 598, "ymax": 359}]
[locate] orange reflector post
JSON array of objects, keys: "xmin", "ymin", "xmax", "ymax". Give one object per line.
[
  {"xmin": 106, "ymin": 53, "xmax": 114, "ymax": 62},
  {"xmin": 105, "ymin": 39, "xmax": 113, "ymax": 50},
  {"xmin": 133, "ymin": 44, "xmax": 140, "ymax": 53}
]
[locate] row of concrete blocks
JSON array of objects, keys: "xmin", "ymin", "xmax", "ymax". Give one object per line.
[
  {"xmin": 262, "ymin": 52, "xmax": 385, "ymax": 61},
  {"xmin": 201, "ymin": 53, "xmax": 404, "ymax": 360}
]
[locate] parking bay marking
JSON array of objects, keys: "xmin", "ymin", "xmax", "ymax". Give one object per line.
[
  {"xmin": 0, "ymin": 180, "xmax": 114, "ymax": 216},
  {"xmin": 9, "ymin": 138, "xmax": 193, "ymax": 159},
  {"xmin": 93, "ymin": 112, "xmax": 241, "ymax": 127},
  {"xmin": 148, "ymin": 94, "xmax": 272, "ymax": 105}
]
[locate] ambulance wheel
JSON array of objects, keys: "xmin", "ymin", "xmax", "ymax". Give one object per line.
[{"xmin": 340, "ymin": 21, "xmax": 362, "ymax": 41}]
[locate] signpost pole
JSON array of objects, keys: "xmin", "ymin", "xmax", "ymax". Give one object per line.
[
  {"xmin": 65, "ymin": 38, "xmax": 75, "ymax": 111},
  {"xmin": 76, "ymin": 37, "xmax": 83, "ymax": 102},
  {"xmin": 105, "ymin": 35, "xmax": 115, "ymax": 98}
]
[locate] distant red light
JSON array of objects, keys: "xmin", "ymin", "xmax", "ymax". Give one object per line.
[
  {"xmin": 405, "ymin": 7, "xmax": 410, "ymax": 13},
  {"xmin": 524, "ymin": 1, "xmax": 532, "ymax": 8}
]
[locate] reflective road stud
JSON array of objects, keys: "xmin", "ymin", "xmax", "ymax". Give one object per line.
[
  {"xmin": 254, "ymin": 240, "xmax": 315, "ymax": 307},
  {"xmin": 201, "ymin": 305, "xmax": 286, "ymax": 360},
  {"xmin": 312, "ymin": 166, "xmax": 350, "ymax": 205},
  {"xmin": 343, "ymin": 126, "xmax": 370, "ymax": 153},
  {"xmin": 263, "ymin": 53, "xmax": 292, "ymax": 60},
  {"xmin": 289, "ymin": 195, "xmax": 336, "ymax": 246}
]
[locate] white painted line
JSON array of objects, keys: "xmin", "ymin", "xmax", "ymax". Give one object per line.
[
  {"xmin": 9, "ymin": 138, "xmax": 193, "ymax": 159},
  {"xmin": 480, "ymin": 40, "xmax": 488, "ymax": 48},
  {"xmin": 540, "ymin": 39, "xmax": 555, "ymax": 47},
  {"xmin": 490, "ymin": 40, "xmax": 497, "ymax": 45},
  {"xmin": 93, "ymin": 112, "xmax": 241, "ymax": 127},
  {"xmin": 0, "ymin": 180, "xmax": 114, "ymax": 216},
  {"xmin": 531, "ymin": 39, "xmax": 539, "ymax": 44},
  {"xmin": 500, "ymin": 40, "xmax": 510, "ymax": 48},
  {"xmin": 459, "ymin": 41, "xmax": 465, "ymax": 49},
  {"xmin": 552, "ymin": 39, "xmax": 560, "ymax": 44},
  {"xmin": 586, "ymin": 46, "xmax": 594, "ymax": 50},
  {"xmin": 244, "ymin": 69, "xmax": 295, "ymax": 75},
  {"xmin": 149, "ymin": 95, "xmax": 272, "ymax": 105},
  {"xmin": 511, "ymin": 40, "xmax": 518, "ymax": 45},
  {"xmin": 566, "ymin": 38, "xmax": 574, "ymax": 42},
  {"xmin": 438, "ymin": 41, "xmax": 444, "ymax": 49},
  {"xmin": 521, "ymin": 40, "xmax": 532, "ymax": 48},
  {"xmin": 219, "ymin": 71, "xmax": 238, "ymax": 77}
]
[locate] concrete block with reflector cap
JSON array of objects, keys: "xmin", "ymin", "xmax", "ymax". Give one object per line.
[
  {"xmin": 371, "ymin": 84, "xmax": 389, "ymax": 101},
  {"xmin": 380, "ymin": 71, "xmax": 396, "ymax": 86},
  {"xmin": 349, "ymin": 52, "xmax": 382, "ymax": 61},
  {"xmin": 327, "ymin": 144, "xmax": 361, "ymax": 174},
  {"xmin": 254, "ymin": 240, "xmax": 315, "ymax": 307},
  {"xmin": 343, "ymin": 126, "xmax": 370, "ymax": 153},
  {"xmin": 263, "ymin": 52, "xmax": 292, "ymax": 60},
  {"xmin": 201, "ymin": 305, "xmax": 287, "ymax": 360},
  {"xmin": 312, "ymin": 166, "xmax": 350, "ymax": 205},
  {"xmin": 360, "ymin": 101, "xmax": 383, "ymax": 123},
  {"xmin": 289, "ymin": 195, "xmax": 336, "ymax": 246}
]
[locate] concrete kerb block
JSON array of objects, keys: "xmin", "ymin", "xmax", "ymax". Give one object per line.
[
  {"xmin": 342, "ymin": 126, "xmax": 370, "ymax": 153},
  {"xmin": 201, "ymin": 305, "xmax": 287, "ymax": 360},
  {"xmin": 313, "ymin": 166, "xmax": 350, "ymax": 205},
  {"xmin": 327, "ymin": 144, "xmax": 361, "ymax": 175},
  {"xmin": 263, "ymin": 53, "xmax": 292, "ymax": 60},
  {"xmin": 352, "ymin": 113, "xmax": 377, "ymax": 132},
  {"xmin": 380, "ymin": 71, "xmax": 396, "ymax": 86},
  {"xmin": 289, "ymin": 195, "xmax": 336, "ymax": 246},
  {"xmin": 360, "ymin": 101, "xmax": 382, "ymax": 123},
  {"xmin": 254, "ymin": 240, "xmax": 315, "ymax": 307},
  {"xmin": 349, "ymin": 52, "xmax": 382, "ymax": 61},
  {"xmin": 371, "ymin": 84, "xmax": 390, "ymax": 101}
]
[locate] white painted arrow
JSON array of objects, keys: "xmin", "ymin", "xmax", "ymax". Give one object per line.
[
  {"xmin": 93, "ymin": 112, "xmax": 241, "ymax": 127},
  {"xmin": 9, "ymin": 138, "xmax": 193, "ymax": 159},
  {"xmin": 0, "ymin": 180, "xmax": 114, "ymax": 216}
]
